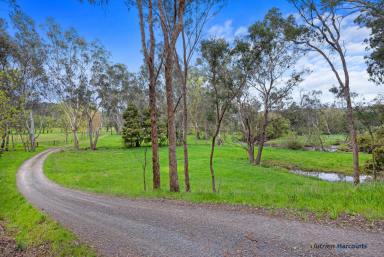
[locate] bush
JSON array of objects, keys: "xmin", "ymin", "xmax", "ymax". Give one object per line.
[
  {"xmin": 337, "ymin": 144, "xmax": 351, "ymax": 152},
  {"xmin": 364, "ymin": 146, "xmax": 384, "ymax": 175},
  {"xmin": 357, "ymin": 133, "xmax": 373, "ymax": 153},
  {"xmin": 122, "ymin": 105, "xmax": 151, "ymax": 148},
  {"xmin": 266, "ymin": 114, "xmax": 291, "ymax": 140},
  {"xmin": 285, "ymin": 137, "xmax": 303, "ymax": 150}
]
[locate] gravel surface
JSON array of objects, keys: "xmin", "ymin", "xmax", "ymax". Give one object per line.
[{"xmin": 17, "ymin": 149, "xmax": 384, "ymax": 257}]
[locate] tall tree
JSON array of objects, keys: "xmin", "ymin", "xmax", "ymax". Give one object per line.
[
  {"xmin": 157, "ymin": 0, "xmax": 186, "ymax": 192},
  {"xmin": 248, "ymin": 8, "xmax": 302, "ymax": 165},
  {"xmin": 86, "ymin": 0, "xmax": 163, "ymax": 188},
  {"xmin": 200, "ymin": 38, "xmax": 248, "ymax": 192},
  {"xmin": 136, "ymin": 0, "xmax": 162, "ymax": 190},
  {"xmin": 96, "ymin": 64, "xmax": 126, "ymax": 134},
  {"xmin": 45, "ymin": 19, "xmax": 99, "ymax": 150},
  {"xmin": 9, "ymin": 8, "xmax": 47, "ymax": 151},
  {"xmin": 85, "ymin": 42, "xmax": 109, "ymax": 150},
  {"xmin": 286, "ymin": 0, "xmax": 362, "ymax": 184},
  {"xmin": 174, "ymin": 0, "xmax": 221, "ymax": 192}
]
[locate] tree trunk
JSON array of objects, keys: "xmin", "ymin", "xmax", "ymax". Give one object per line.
[
  {"xmin": 11, "ymin": 131, "xmax": 15, "ymax": 151},
  {"xmin": 149, "ymin": 76, "xmax": 161, "ymax": 190},
  {"xmin": 93, "ymin": 130, "xmax": 100, "ymax": 150},
  {"xmin": 136, "ymin": 0, "xmax": 161, "ymax": 190},
  {"xmin": 195, "ymin": 122, "xmax": 200, "ymax": 139},
  {"xmin": 255, "ymin": 107, "xmax": 269, "ymax": 165},
  {"xmin": 0, "ymin": 132, "xmax": 5, "ymax": 152},
  {"xmin": 164, "ymin": 53, "xmax": 179, "ymax": 192},
  {"xmin": 345, "ymin": 92, "xmax": 360, "ymax": 185},
  {"xmin": 143, "ymin": 147, "xmax": 147, "ymax": 191},
  {"xmin": 182, "ymin": 74, "xmax": 190, "ymax": 192},
  {"xmin": 5, "ymin": 129, "xmax": 9, "ymax": 152},
  {"xmin": 368, "ymin": 130, "xmax": 377, "ymax": 180},
  {"xmin": 248, "ymin": 142, "xmax": 255, "ymax": 164},
  {"xmin": 29, "ymin": 111, "xmax": 36, "ymax": 151},
  {"xmin": 209, "ymin": 133, "xmax": 217, "ymax": 193},
  {"xmin": 72, "ymin": 129, "xmax": 79, "ymax": 150},
  {"xmin": 88, "ymin": 118, "xmax": 93, "ymax": 150},
  {"xmin": 204, "ymin": 121, "xmax": 209, "ymax": 139}
]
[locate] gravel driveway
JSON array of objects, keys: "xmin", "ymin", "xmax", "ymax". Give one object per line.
[{"xmin": 16, "ymin": 149, "xmax": 384, "ymax": 257}]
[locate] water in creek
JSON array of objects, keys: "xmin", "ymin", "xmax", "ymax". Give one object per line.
[
  {"xmin": 289, "ymin": 169, "xmax": 372, "ymax": 183},
  {"xmin": 302, "ymin": 145, "xmax": 339, "ymax": 152}
]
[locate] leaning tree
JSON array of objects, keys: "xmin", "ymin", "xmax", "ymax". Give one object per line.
[
  {"xmin": 200, "ymin": 38, "xmax": 249, "ymax": 192},
  {"xmin": 285, "ymin": 0, "xmax": 364, "ymax": 184},
  {"xmin": 248, "ymin": 8, "xmax": 303, "ymax": 165}
]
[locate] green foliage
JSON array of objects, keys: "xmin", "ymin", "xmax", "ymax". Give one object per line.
[
  {"xmin": 122, "ymin": 105, "xmax": 167, "ymax": 148},
  {"xmin": 355, "ymin": 0, "xmax": 384, "ymax": 84},
  {"xmin": 357, "ymin": 133, "xmax": 373, "ymax": 153},
  {"xmin": 364, "ymin": 146, "xmax": 384, "ymax": 175},
  {"xmin": 122, "ymin": 104, "xmax": 148, "ymax": 147},
  {"xmin": 266, "ymin": 114, "xmax": 290, "ymax": 139}
]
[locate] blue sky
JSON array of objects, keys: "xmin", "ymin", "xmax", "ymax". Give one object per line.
[
  {"xmin": 0, "ymin": 0, "xmax": 381, "ymax": 101},
  {"xmin": 0, "ymin": 0, "xmax": 294, "ymax": 71}
]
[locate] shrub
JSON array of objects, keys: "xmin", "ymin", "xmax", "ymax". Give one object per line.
[
  {"xmin": 364, "ymin": 146, "xmax": 384, "ymax": 175},
  {"xmin": 357, "ymin": 133, "xmax": 373, "ymax": 153},
  {"xmin": 122, "ymin": 105, "xmax": 151, "ymax": 148},
  {"xmin": 285, "ymin": 137, "xmax": 303, "ymax": 150}
]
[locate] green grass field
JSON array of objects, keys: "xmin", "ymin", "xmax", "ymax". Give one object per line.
[
  {"xmin": 0, "ymin": 143, "xmax": 95, "ymax": 256},
  {"xmin": 44, "ymin": 134, "xmax": 384, "ymax": 220}
]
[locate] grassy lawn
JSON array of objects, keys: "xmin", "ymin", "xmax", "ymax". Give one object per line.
[
  {"xmin": 44, "ymin": 134, "xmax": 384, "ymax": 220},
  {"xmin": 0, "ymin": 148, "xmax": 95, "ymax": 256}
]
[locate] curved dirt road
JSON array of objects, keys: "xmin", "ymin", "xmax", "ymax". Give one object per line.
[{"xmin": 17, "ymin": 149, "xmax": 383, "ymax": 257}]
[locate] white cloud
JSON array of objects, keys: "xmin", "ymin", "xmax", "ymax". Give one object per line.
[
  {"xmin": 208, "ymin": 21, "xmax": 248, "ymax": 41},
  {"xmin": 234, "ymin": 26, "xmax": 247, "ymax": 38},
  {"xmin": 293, "ymin": 16, "xmax": 381, "ymax": 103},
  {"xmin": 208, "ymin": 20, "xmax": 235, "ymax": 41}
]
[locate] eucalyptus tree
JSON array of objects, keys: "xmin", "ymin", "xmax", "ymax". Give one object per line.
[
  {"xmin": 300, "ymin": 90, "xmax": 326, "ymax": 150},
  {"xmin": 6, "ymin": 9, "xmax": 47, "ymax": 151},
  {"xmin": 96, "ymin": 64, "xmax": 125, "ymax": 134},
  {"xmin": 157, "ymin": 0, "xmax": 187, "ymax": 192},
  {"xmin": 174, "ymin": 0, "xmax": 221, "ymax": 192},
  {"xmin": 248, "ymin": 8, "xmax": 303, "ymax": 165},
  {"xmin": 285, "ymin": 0, "xmax": 363, "ymax": 184},
  {"xmin": 237, "ymin": 94, "xmax": 261, "ymax": 163},
  {"xmin": 135, "ymin": 0, "xmax": 162, "ymax": 190},
  {"xmin": 0, "ymin": 19, "xmax": 17, "ymax": 152},
  {"xmin": 200, "ymin": 38, "xmax": 249, "ymax": 192},
  {"xmin": 88, "ymin": 0, "xmax": 164, "ymax": 189},
  {"xmin": 175, "ymin": 0, "xmax": 222, "ymax": 192},
  {"xmin": 188, "ymin": 69, "xmax": 207, "ymax": 139},
  {"xmin": 0, "ymin": 90, "xmax": 14, "ymax": 152},
  {"xmin": 86, "ymin": 42, "xmax": 110, "ymax": 150},
  {"xmin": 45, "ymin": 19, "xmax": 104, "ymax": 150}
]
